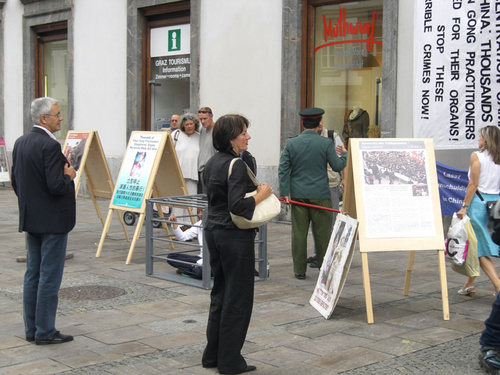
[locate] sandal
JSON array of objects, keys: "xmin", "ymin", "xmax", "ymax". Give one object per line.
[
  {"xmin": 458, "ymin": 286, "xmax": 475, "ymax": 296},
  {"xmin": 479, "ymin": 348, "xmax": 500, "ymax": 374}
]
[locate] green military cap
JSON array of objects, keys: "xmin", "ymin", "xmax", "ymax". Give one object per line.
[{"xmin": 299, "ymin": 107, "xmax": 324, "ymax": 119}]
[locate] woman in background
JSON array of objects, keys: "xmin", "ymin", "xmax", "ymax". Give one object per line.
[
  {"xmin": 457, "ymin": 126, "xmax": 500, "ymax": 296},
  {"xmin": 172, "ymin": 113, "xmax": 200, "ymax": 223},
  {"xmin": 201, "ymin": 114, "xmax": 273, "ymax": 374}
]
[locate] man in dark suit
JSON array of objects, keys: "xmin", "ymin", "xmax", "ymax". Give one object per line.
[{"xmin": 11, "ymin": 97, "xmax": 76, "ymax": 345}]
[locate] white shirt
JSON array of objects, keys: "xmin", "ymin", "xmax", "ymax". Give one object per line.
[
  {"xmin": 34, "ymin": 125, "xmax": 56, "ymax": 140},
  {"xmin": 173, "ymin": 130, "xmax": 200, "ymax": 181},
  {"xmin": 472, "ymin": 151, "xmax": 500, "ymax": 194},
  {"xmin": 171, "ymin": 219, "xmax": 203, "ymax": 264}
]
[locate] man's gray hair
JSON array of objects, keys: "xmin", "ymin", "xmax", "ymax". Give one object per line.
[{"xmin": 31, "ymin": 97, "xmax": 58, "ymax": 125}]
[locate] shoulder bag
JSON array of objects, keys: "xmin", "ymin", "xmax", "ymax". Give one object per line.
[
  {"xmin": 476, "ymin": 191, "xmax": 498, "ymax": 231},
  {"xmin": 228, "ymin": 158, "xmax": 281, "ymax": 229}
]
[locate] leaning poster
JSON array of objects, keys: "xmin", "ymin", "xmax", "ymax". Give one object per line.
[{"xmin": 310, "ymin": 214, "xmax": 358, "ymax": 319}]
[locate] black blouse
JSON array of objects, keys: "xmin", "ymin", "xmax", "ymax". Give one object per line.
[{"xmin": 203, "ymin": 150, "xmax": 256, "ymax": 230}]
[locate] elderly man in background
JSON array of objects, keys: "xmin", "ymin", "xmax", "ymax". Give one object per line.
[
  {"xmin": 168, "ymin": 113, "xmax": 180, "ymax": 133},
  {"xmin": 11, "ymin": 97, "xmax": 76, "ymax": 345}
]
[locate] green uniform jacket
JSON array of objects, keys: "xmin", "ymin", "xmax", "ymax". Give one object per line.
[{"xmin": 278, "ymin": 129, "xmax": 347, "ymax": 199}]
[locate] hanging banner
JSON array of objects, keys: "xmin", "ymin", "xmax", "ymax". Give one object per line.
[
  {"xmin": 413, "ymin": 1, "xmax": 500, "ymax": 150},
  {"xmin": 436, "ymin": 162, "xmax": 468, "ymax": 216}
]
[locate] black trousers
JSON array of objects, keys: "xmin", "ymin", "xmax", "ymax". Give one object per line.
[
  {"xmin": 166, "ymin": 253, "xmax": 202, "ymax": 279},
  {"xmin": 202, "ymin": 228, "xmax": 256, "ymax": 373}
]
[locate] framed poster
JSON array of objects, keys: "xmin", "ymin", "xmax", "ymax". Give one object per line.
[
  {"xmin": 310, "ymin": 214, "xmax": 358, "ymax": 319},
  {"xmin": 63, "ymin": 132, "xmax": 88, "ymax": 172}
]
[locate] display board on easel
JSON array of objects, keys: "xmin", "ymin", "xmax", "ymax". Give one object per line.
[
  {"xmin": 342, "ymin": 138, "xmax": 449, "ymax": 323},
  {"xmin": 96, "ymin": 131, "xmax": 189, "ymax": 264},
  {"xmin": 0, "ymin": 137, "xmax": 11, "ymax": 184},
  {"xmin": 62, "ymin": 131, "xmax": 128, "ymax": 240}
]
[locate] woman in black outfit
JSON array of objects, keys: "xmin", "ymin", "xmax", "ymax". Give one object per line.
[{"xmin": 201, "ymin": 114, "xmax": 273, "ymax": 374}]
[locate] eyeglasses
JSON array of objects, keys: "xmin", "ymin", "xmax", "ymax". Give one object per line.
[{"xmin": 44, "ymin": 112, "xmax": 62, "ymax": 118}]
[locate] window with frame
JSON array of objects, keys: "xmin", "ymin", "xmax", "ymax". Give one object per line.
[{"xmin": 303, "ymin": 0, "xmax": 383, "ymax": 141}]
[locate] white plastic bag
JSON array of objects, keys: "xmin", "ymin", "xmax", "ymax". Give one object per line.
[{"xmin": 445, "ymin": 213, "xmax": 469, "ymax": 266}]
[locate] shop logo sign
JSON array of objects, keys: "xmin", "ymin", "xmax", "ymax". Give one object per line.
[
  {"xmin": 168, "ymin": 29, "xmax": 181, "ymax": 52},
  {"xmin": 316, "ymin": 8, "xmax": 382, "ymax": 53}
]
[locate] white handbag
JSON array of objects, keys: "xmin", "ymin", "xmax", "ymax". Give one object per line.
[{"xmin": 228, "ymin": 158, "xmax": 281, "ymax": 229}]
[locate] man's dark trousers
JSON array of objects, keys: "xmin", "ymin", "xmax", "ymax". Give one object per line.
[{"xmin": 24, "ymin": 233, "xmax": 68, "ymax": 340}]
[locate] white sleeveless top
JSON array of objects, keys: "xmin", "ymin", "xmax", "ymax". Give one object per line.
[{"xmin": 470, "ymin": 151, "xmax": 500, "ymax": 194}]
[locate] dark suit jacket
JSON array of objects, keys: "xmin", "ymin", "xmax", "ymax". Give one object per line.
[{"xmin": 11, "ymin": 127, "xmax": 76, "ymax": 234}]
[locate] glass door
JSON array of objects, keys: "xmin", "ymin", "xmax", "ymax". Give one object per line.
[
  {"xmin": 149, "ymin": 24, "xmax": 191, "ymax": 131},
  {"xmin": 35, "ymin": 22, "xmax": 68, "ymax": 139}
]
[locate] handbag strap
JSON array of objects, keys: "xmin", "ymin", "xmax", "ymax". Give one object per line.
[
  {"xmin": 228, "ymin": 158, "xmax": 260, "ymax": 187},
  {"xmin": 476, "ymin": 190, "xmax": 486, "ymax": 203}
]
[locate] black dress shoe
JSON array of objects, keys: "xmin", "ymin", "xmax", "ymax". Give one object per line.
[
  {"xmin": 219, "ymin": 365, "xmax": 257, "ymax": 374},
  {"xmin": 35, "ymin": 331, "xmax": 73, "ymax": 345},
  {"xmin": 295, "ymin": 273, "xmax": 306, "ymax": 279},
  {"xmin": 26, "ymin": 336, "xmax": 35, "ymax": 342}
]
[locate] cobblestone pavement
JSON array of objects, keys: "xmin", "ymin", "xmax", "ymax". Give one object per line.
[{"xmin": 0, "ymin": 186, "xmax": 498, "ymax": 374}]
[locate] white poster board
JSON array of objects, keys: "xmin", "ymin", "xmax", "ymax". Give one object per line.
[
  {"xmin": 359, "ymin": 139, "xmax": 435, "ymax": 239},
  {"xmin": 310, "ymin": 214, "xmax": 359, "ymax": 319}
]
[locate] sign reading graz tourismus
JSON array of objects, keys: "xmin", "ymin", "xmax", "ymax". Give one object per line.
[
  {"xmin": 315, "ymin": 7, "xmax": 383, "ymax": 70},
  {"xmin": 414, "ymin": 1, "xmax": 500, "ymax": 150},
  {"xmin": 150, "ymin": 24, "xmax": 190, "ymax": 81},
  {"xmin": 152, "ymin": 56, "xmax": 190, "ymax": 80}
]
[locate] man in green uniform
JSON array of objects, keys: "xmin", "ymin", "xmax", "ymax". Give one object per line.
[{"xmin": 279, "ymin": 107, "xmax": 347, "ymax": 279}]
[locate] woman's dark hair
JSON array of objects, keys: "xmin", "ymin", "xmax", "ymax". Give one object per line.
[
  {"xmin": 180, "ymin": 113, "xmax": 200, "ymax": 132},
  {"xmin": 212, "ymin": 114, "xmax": 249, "ymax": 152},
  {"xmin": 480, "ymin": 125, "xmax": 500, "ymax": 164}
]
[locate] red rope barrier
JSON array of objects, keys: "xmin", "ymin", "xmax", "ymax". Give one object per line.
[{"xmin": 278, "ymin": 197, "xmax": 340, "ymax": 213}]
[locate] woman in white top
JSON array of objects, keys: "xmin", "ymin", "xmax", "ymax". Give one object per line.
[
  {"xmin": 172, "ymin": 114, "xmax": 200, "ymax": 223},
  {"xmin": 172, "ymin": 114, "xmax": 200, "ymax": 195},
  {"xmin": 457, "ymin": 126, "xmax": 500, "ymax": 296}
]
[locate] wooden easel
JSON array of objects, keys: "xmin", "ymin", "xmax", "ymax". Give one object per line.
[
  {"xmin": 63, "ymin": 131, "xmax": 129, "ymax": 240},
  {"xmin": 343, "ymin": 138, "xmax": 449, "ymax": 323},
  {"xmin": 95, "ymin": 131, "xmax": 193, "ymax": 264}
]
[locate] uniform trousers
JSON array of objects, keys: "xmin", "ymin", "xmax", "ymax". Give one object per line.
[
  {"xmin": 291, "ymin": 198, "xmax": 333, "ymax": 274},
  {"xmin": 202, "ymin": 228, "xmax": 256, "ymax": 374}
]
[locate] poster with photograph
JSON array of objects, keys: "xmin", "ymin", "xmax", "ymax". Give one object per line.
[
  {"xmin": 62, "ymin": 132, "xmax": 88, "ymax": 171},
  {"xmin": 112, "ymin": 133, "xmax": 163, "ymax": 210},
  {"xmin": 310, "ymin": 214, "xmax": 359, "ymax": 319},
  {"xmin": 359, "ymin": 140, "xmax": 436, "ymax": 239},
  {"xmin": 0, "ymin": 137, "xmax": 10, "ymax": 183}
]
